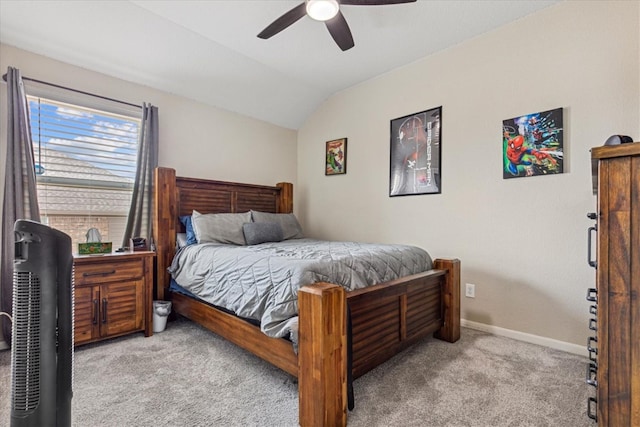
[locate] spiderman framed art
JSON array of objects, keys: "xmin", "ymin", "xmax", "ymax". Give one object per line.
[{"xmin": 502, "ymin": 107, "xmax": 564, "ymax": 179}]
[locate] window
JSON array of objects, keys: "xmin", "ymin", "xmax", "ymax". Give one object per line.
[{"xmin": 27, "ymin": 95, "xmax": 141, "ymax": 249}]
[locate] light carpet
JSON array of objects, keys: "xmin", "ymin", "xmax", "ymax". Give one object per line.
[{"xmin": 0, "ymin": 317, "xmax": 594, "ymax": 426}]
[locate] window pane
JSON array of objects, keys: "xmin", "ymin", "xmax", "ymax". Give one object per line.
[{"xmin": 28, "ymin": 96, "xmax": 141, "ymax": 250}]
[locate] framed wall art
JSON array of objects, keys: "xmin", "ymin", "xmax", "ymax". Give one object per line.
[
  {"xmin": 389, "ymin": 106, "xmax": 442, "ymax": 196},
  {"xmin": 502, "ymin": 107, "xmax": 564, "ymax": 179},
  {"xmin": 325, "ymin": 138, "xmax": 347, "ymax": 175}
]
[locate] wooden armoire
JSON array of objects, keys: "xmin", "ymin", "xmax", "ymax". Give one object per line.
[{"xmin": 588, "ymin": 141, "xmax": 639, "ymax": 426}]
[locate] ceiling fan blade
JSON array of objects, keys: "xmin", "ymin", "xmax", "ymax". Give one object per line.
[
  {"xmin": 257, "ymin": 2, "xmax": 307, "ymax": 39},
  {"xmin": 340, "ymin": 0, "xmax": 417, "ymax": 5},
  {"xmin": 325, "ymin": 11, "xmax": 355, "ymax": 51}
]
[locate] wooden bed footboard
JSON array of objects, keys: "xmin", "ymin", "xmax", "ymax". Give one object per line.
[
  {"xmin": 153, "ymin": 167, "xmax": 461, "ymax": 427},
  {"xmin": 297, "ymin": 258, "xmax": 460, "ymax": 426},
  {"xmin": 168, "ymin": 258, "xmax": 460, "ymax": 427},
  {"xmin": 348, "ymin": 258, "xmax": 460, "ymax": 378}
]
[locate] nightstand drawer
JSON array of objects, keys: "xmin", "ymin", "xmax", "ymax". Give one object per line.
[{"xmin": 74, "ymin": 258, "xmax": 143, "ymax": 285}]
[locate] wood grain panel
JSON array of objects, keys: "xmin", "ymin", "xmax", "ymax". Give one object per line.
[
  {"xmin": 177, "ymin": 177, "xmax": 282, "ymax": 215},
  {"xmin": 351, "ymin": 296, "xmax": 400, "ymax": 332},
  {"xmin": 276, "ymin": 182, "xmax": 293, "ymax": 213},
  {"xmin": 592, "ymin": 142, "xmax": 640, "ymax": 426},
  {"xmin": 298, "ymin": 283, "xmax": 347, "ymax": 427},
  {"xmin": 605, "ymin": 158, "xmax": 631, "ymax": 427},
  {"xmin": 101, "ymin": 280, "xmax": 144, "ymax": 336},
  {"xmin": 607, "ymin": 215, "xmax": 631, "ymax": 426},
  {"xmin": 73, "ymin": 286, "xmax": 97, "ymax": 345},
  {"xmin": 353, "ymin": 324, "xmax": 401, "ymax": 358},
  {"xmin": 631, "ymin": 155, "xmax": 640, "ymax": 427},
  {"xmin": 236, "ymin": 191, "xmax": 278, "ymax": 213},
  {"xmin": 347, "ymin": 269, "xmax": 449, "ymax": 379},
  {"xmin": 407, "ymin": 286, "xmax": 440, "ymax": 316},
  {"xmin": 178, "ymin": 187, "xmax": 278, "ymax": 216},
  {"xmin": 178, "ymin": 188, "xmax": 232, "ymax": 215},
  {"xmin": 154, "ymin": 168, "xmax": 177, "ymax": 301},
  {"xmin": 597, "ymin": 158, "xmax": 611, "ymax": 426},
  {"xmin": 74, "ymin": 258, "xmax": 143, "ymax": 285},
  {"xmin": 434, "ymin": 258, "xmax": 461, "ymax": 343},
  {"xmin": 352, "ymin": 321, "xmax": 401, "ymax": 356},
  {"xmin": 407, "ymin": 308, "xmax": 441, "ymax": 334}
]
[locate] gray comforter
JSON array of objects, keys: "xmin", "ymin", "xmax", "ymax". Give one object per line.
[{"xmin": 168, "ymin": 238, "xmax": 432, "ymax": 341}]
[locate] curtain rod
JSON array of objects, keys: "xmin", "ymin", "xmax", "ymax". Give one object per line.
[{"xmin": 2, "ymin": 73, "xmax": 142, "ymax": 109}]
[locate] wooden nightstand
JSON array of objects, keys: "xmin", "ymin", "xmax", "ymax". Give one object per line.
[{"xmin": 73, "ymin": 251, "xmax": 155, "ymax": 346}]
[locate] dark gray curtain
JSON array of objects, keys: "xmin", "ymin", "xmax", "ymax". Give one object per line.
[
  {"xmin": 1, "ymin": 67, "xmax": 41, "ymax": 345},
  {"xmin": 123, "ymin": 103, "xmax": 158, "ymax": 249}
]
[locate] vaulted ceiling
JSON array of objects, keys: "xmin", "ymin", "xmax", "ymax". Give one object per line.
[{"xmin": 0, "ymin": 0, "xmax": 559, "ymax": 129}]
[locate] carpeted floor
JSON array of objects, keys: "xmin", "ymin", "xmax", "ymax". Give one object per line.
[{"xmin": 0, "ymin": 317, "xmax": 595, "ymax": 426}]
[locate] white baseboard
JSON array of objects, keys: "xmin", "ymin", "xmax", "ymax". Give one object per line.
[{"xmin": 461, "ymin": 319, "xmax": 588, "ymax": 358}]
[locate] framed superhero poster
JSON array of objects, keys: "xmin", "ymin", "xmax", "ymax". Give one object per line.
[
  {"xmin": 326, "ymin": 138, "xmax": 347, "ymax": 175},
  {"xmin": 503, "ymin": 107, "xmax": 564, "ymax": 179},
  {"xmin": 389, "ymin": 106, "xmax": 442, "ymax": 196}
]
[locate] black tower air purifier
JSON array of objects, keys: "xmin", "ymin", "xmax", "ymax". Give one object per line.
[{"xmin": 11, "ymin": 220, "xmax": 73, "ymax": 427}]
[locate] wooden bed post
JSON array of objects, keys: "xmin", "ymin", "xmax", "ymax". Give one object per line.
[
  {"xmin": 298, "ymin": 283, "xmax": 347, "ymax": 427},
  {"xmin": 153, "ymin": 167, "xmax": 177, "ymax": 301},
  {"xmin": 433, "ymin": 258, "xmax": 461, "ymax": 343},
  {"xmin": 276, "ymin": 182, "xmax": 293, "ymax": 214}
]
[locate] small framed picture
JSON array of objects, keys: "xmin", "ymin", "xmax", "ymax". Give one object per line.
[{"xmin": 326, "ymin": 138, "xmax": 347, "ymax": 175}]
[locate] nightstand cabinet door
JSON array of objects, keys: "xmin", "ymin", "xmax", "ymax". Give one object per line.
[
  {"xmin": 100, "ymin": 279, "xmax": 144, "ymax": 337},
  {"xmin": 74, "ymin": 286, "xmax": 99, "ymax": 345}
]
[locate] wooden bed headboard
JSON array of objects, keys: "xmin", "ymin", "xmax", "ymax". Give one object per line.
[{"xmin": 152, "ymin": 167, "xmax": 293, "ymax": 300}]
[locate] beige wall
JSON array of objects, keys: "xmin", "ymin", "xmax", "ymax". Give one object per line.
[{"xmin": 297, "ymin": 1, "xmax": 640, "ymax": 348}]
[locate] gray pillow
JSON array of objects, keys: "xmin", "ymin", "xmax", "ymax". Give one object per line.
[
  {"xmin": 191, "ymin": 210, "xmax": 251, "ymax": 245},
  {"xmin": 242, "ymin": 222, "xmax": 284, "ymax": 245},
  {"xmin": 250, "ymin": 210, "xmax": 304, "ymax": 240}
]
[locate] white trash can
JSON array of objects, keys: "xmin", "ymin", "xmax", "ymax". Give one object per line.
[{"xmin": 153, "ymin": 300, "xmax": 172, "ymax": 333}]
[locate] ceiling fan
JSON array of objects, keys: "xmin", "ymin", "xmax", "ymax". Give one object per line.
[{"xmin": 257, "ymin": 0, "xmax": 417, "ymax": 51}]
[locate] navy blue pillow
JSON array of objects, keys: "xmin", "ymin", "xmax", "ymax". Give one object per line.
[{"xmin": 179, "ymin": 215, "xmax": 198, "ymax": 245}]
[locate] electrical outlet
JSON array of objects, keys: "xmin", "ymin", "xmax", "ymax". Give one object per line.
[{"xmin": 465, "ymin": 283, "xmax": 476, "ymax": 298}]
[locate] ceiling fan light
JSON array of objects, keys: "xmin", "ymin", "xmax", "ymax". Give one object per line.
[{"xmin": 306, "ymin": 0, "xmax": 339, "ymax": 22}]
